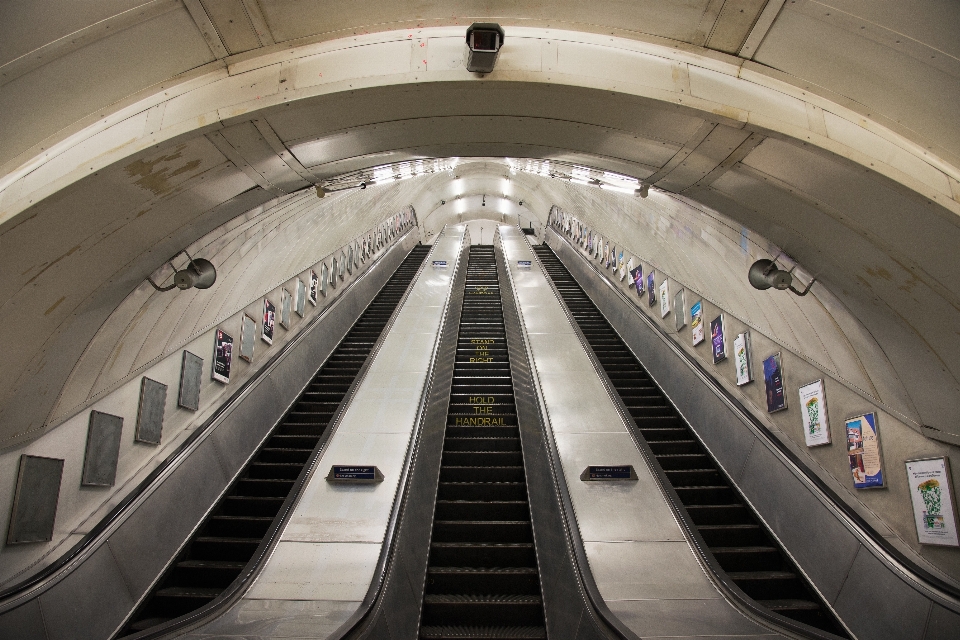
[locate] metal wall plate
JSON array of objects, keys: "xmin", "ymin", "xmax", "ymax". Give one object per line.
[
  {"xmin": 81, "ymin": 410, "xmax": 123, "ymax": 487},
  {"xmin": 178, "ymin": 350, "xmax": 203, "ymax": 410},
  {"xmin": 6, "ymin": 455, "xmax": 64, "ymax": 544},
  {"xmin": 135, "ymin": 377, "xmax": 167, "ymax": 445}
]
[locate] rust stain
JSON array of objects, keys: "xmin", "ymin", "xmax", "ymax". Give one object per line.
[
  {"xmin": 864, "ymin": 266, "xmax": 893, "ymax": 281},
  {"xmin": 123, "ymin": 144, "xmax": 200, "ymax": 196},
  {"xmin": 44, "ymin": 296, "xmax": 66, "ymax": 316},
  {"xmin": 24, "ymin": 244, "xmax": 81, "ymax": 286}
]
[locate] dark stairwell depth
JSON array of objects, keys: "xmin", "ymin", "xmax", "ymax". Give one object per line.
[
  {"xmin": 120, "ymin": 245, "xmax": 431, "ymax": 636},
  {"xmin": 419, "ymin": 245, "xmax": 547, "ymax": 640},
  {"xmin": 533, "ymin": 244, "xmax": 848, "ymax": 638}
]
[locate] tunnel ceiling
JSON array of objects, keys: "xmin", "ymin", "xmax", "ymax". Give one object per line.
[{"xmin": 1, "ymin": 1, "xmax": 960, "ymax": 447}]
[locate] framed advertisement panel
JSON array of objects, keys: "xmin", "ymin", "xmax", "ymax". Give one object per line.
[
  {"xmin": 239, "ymin": 314, "xmax": 256, "ymax": 362},
  {"xmin": 799, "ymin": 380, "xmax": 830, "ymax": 446},
  {"xmin": 280, "ymin": 288, "xmax": 292, "ymax": 329},
  {"xmin": 213, "ymin": 328, "xmax": 233, "ymax": 383},
  {"xmin": 711, "ymin": 315, "xmax": 726, "ymax": 364},
  {"xmin": 296, "ymin": 278, "xmax": 307, "ymax": 317},
  {"xmin": 262, "ymin": 299, "xmax": 276, "ymax": 345},
  {"xmin": 631, "ymin": 264, "xmax": 643, "ymax": 296},
  {"xmin": 320, "ymin": 263, "xmax": 329, "ymax": 296},
  {"xmin": 691, "ymin": 301, "xmax": 705, "ymax": 346},
  {"xmin": 309, "ymin": 270, "xmax": 319, "ymax": 304},
  {"xmin": 658, "ymin": 280, "xmax": 670, "ymax": 317},
  {"xmin": 763, "ymin": 352, "xmax": 787, "ymax": 413},
  {"xmin": 674, "ymin": 289, "xmax": 686, "ymax": 330},
  {"xmin": 647, "ymin": 272, "xmax": 656, "ymax": 307},
  {"xmin": 733, "ymin": 333, "xmax": 751, "ymax": 385},
  {"xmin": 846, "ymin": 412, "xmax": 884, "ymax": 489},
  {"xmin": 906, "ymin": 457, "xmax": 959, "ymax": 546}
]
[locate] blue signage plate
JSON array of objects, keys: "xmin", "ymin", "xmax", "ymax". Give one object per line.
[
  {"xmin": 432, "ymin": 260, "xmax": 447, "ymax": 268},
  {"xmin": 517, "ymin": 260, "xmax": 532, "ymax": 268},
  {"xmin": 580, "ymin": 465, "xmax": 638, "ymax": 481},
  {"xmin": 327, "ymin": 465, "xmax": 384, "ymax": 483}
]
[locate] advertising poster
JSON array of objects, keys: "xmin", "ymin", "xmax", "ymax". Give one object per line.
[
  {"xmin": 659, "ymin": 280, "xmax": 670, "ymax": 318},
  {"xmin": 239, "ymin": 314, "xmax": 256, "ymax": 362},
  {"xmin": 763, "ymin": 352, "xmax": 787, "ymax": 413},
  {"xmin": 603, "ymin": 242, "xmax": 610, "ymax": 267},
  {"xmin": 846, "ymin": 413, "xmax": 884, "ymax": 488},
  {"xmin": 617, "ymin": 249, "xmax": 624, "ymax": 276},
  {"xmin": 647, "ymin": 272, "xmax": 656, "ymax": 307},
  {"xmin": 625, "ymin": 258, "xmax": 634, "ymax": 284},
  {"xmin": 309, "ymin": 270, "xmax": 319, "ymax": 304},
  {"xmin": 619, "ymin": 255, "xmax": 629, "ymax": 281},
  {"xmin": 262, "ymin": 299, "xmax": 276, "ymax": 345},
  {"xmin": 631, "ymin": 264, "xmax": 644, "ymax": 296},
  {"xmin": 799, "ymin": 380, "xmax": 830, "ymax": 446},
  {"xmin": 691, "ymin": 301, "xmax": 705, "ymax": 345},
  {"xmin": 320, "ymin": 263, "xmax": 329, "ymax": 295},
  {"xmin": 906, "ymin": 458, "xmax": 959, "ymax": 546},
  {"xmin": 212, "ymin": 329, "xmax": 233, "ymax": 383},
  {"xmin": 711, "ymin": 315, "xmax": 726, "ymax": 363},
  {"xmin": 339, "ymin": 252, "xmax": 346, "ymax": 279},
  {"xmin": 734, "ymin": 333, "xmax": 751, "ymax": 385},
  {"xmin": 674, "ymin": 289, "xmax": 686, "ymax": 331}
]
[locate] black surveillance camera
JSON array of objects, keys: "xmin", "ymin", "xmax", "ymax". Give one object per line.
[
  {"xmin": 441, "ymin": 200, "xmax": 446, "ymax": 205},
  {"xmin": 465, "ymin": 23, "xmax": 504, "ymax": 73}
]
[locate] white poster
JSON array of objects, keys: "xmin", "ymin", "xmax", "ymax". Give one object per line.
[
  {"xmin": 659, "ymin": 280, "xmax": 670, "ymax": 318},
  {"xmin": 799, "ymin": 380, "xmax": 830, "ymax": 446},
  {"xmin": 734, "ymin": 333, "xmax": 751, "ymax": 386},
  {"xmin": 906, "ymin": 458, "xmax": 959, "ymax": 546}
]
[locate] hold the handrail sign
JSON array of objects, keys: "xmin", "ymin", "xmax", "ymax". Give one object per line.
[
  {"xmin": 326, "ymin": 465, "xmax": 384, "ymax": 483},
  {"xmin": 432, "ymin": 260, "xmax": 447, "ymax": 268},
  {"xmin": 580, "ymin": 465, "xmax": 638, "ymax": 481},
  {"xmin": 517, "ymin": 260, "xmax": 532, "ymax": 269}
]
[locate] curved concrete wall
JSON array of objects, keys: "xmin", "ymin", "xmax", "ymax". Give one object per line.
[
  {"xmin": 542, "ymin": 197, "xmax": 960, "ymax": 585},
  {"xmin": 0, "ymin": 185, "xmax": 417, "ymax": 588}
]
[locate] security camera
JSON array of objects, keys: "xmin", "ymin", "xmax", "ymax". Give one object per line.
[
  {"xmin": 635, "ymin": 184, "xmax": 649, "ymax": 198},
  {"xmin": 148, "ymin": 251, "xmax": 217, "ymax": 292},
  {"xmin": 748, "ymin": 259, "xmax": 792, "ymax": 291},
  {"xmin": 518, "ymin": 200, "xmax": 524, "ymax": 206},
  {"xmin": 465, "ymin": 23, "xmax": 504, "ymax": 73}
]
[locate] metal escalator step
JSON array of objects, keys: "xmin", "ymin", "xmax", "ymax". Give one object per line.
[{"xmin": 758, "ymin": 599, "xmax": 822, "ymax": 611}]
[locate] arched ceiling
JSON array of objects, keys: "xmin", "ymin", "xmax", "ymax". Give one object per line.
[{"xmin": 1, "ymin": 1, "xmax": 960, "ymax": 448}]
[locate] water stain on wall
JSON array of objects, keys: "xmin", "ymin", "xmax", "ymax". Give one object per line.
[{"xmin": 124, "ymin": 145, "xmax": 203, "ymax": 196}]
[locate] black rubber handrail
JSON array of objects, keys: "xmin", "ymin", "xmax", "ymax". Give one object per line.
[
  {"xmin": 543, "ymin": 225, "xmax": 960, "ymax": 607},
  {"xmin": 0, "ymin": 223, "xmax": 418, "ymax": 608}
]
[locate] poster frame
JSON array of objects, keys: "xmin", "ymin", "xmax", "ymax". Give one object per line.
[
  {"xmin": 212, "ymin": 328, "xmax": 233, "ymax": 384},
  {"xmin": 799, "ymin": 379, "xmax": 831, "ymax": 446},
  {"xmin": 659, "ymin": 280, "xmax": 670, "ymax": 318},
  {"xmin": 296, "ymin": 278, "xmax": 307, "ymax": 317},
  {"xmin": 262, "ymin": 299, "xmax": 276, "ymax": 345},
  {"xmin": 711, "ymin": 314, "xmax": 726, "ymax": 364},
  {"xmin": 763, "ymin": 352, "xmax": 787, "ymax": 413},
  {"xmin": 309, "ymin": 270, "xmax": 319, "ymax": 304},
  {"xmin": 691, "ymin": 300, "xmax": 705, "ymax": 346},
  {"xmin": 905, "ymin": 457, "xmax": 960, "ymax": 547},
  {"xmin": 631, "ymin": 264, "xmax": 643, "ymax": 296},
  {"xmin": 647, "ymin": 272, "xmax": 656, "ymax": 307},
  {"xmin": 674, "ymin": 289, "xmax": 686, "ymax": 330},
  {"xmin": 239, "ymin": 313, "xmax": 256, "ymax": 362},
  {"xmin": 846, "ymin": 412, "xmax": 884, "ymax": 489},
  {"xmin": 733, "ymin": 332, "xmax": 752, "ymax": 385},
  {"xmin": 280, "ymin": 288, "xmax": 292, "ymax": 329}
]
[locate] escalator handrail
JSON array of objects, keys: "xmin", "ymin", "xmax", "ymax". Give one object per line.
[
  {"xmin": 120, "ymin": 228, "xmax": 434, "ymax": 639},
  {"xmin": 542, "ymin": 227, "xmax": 960, "ymax": 612},
  {"xmin": 494, "ymin": 226, "xmax": 640, "ymax": 640},
  {"xmin": 0, "ymin": 225, "xmax": 418, "ymax": 610},
  {"xmin": 531, "ymin": 233, "xmax": 847, "ymax": 640}
]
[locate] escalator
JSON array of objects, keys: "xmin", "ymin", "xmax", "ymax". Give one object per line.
[
  {"xmin": 120, "ymin": 244, "xmax": 431, "ymax": 636},
  {"xmin": 419, "ymin": 245, "xmax": 547, "ymax": 640},
  {"xmin": 533, "ymin": 244, "xmax": 848, "ymax": 638}
]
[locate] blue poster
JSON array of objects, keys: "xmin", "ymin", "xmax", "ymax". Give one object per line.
[
  {"xmin": 846, "ymin": 413, "xmax": 884, "ymax": 489},
  {"xmin": 647, "ymin": 272, "xmax": 656, "ymax": 306},
  {"xmin": 631, "ymin": 265, "xmax": 643, "ymax": 295},
  {"xmin": 711, "ymin": 315, "xmax": 726, "ymax": 364},
  {"xmin": 763, "ymin": 353, "xmax": 786, "ymax": 413}
]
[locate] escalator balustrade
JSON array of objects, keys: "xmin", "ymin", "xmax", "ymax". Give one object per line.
[
  {"xmin": 419, "ymin": 245, "xmax": 547, "ymax": 640},
  {"xmin": 533, "ymin": 244, "xmax": 848, "ymax": 638},
  {"xmin": 120, "ymin": 245, "xmax": 431, "ymax": 636}
]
